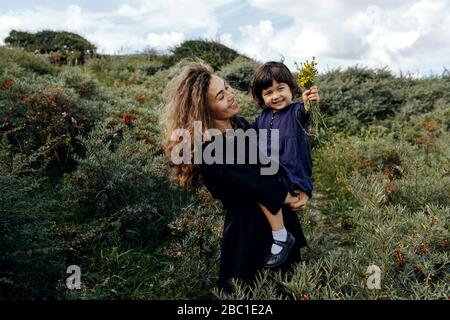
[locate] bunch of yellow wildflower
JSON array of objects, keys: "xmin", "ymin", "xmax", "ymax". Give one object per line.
[
  {"xmin": 296, "ymin": 57, "xmax": 325, "ymax": 141},
  {"xmin": 297, "ymin": 57, "xmax": 318, "ymax": 89}
]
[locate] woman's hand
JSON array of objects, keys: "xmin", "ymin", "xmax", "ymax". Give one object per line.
[
  {"xmin": 284, "ymin": 190, "xmax": 309, "ymax": 211},
  {"xmin": 302, "ymin": 86, "xmax": 320, "ymax": 112}
]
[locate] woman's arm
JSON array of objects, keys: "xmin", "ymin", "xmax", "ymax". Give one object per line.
[
  {"xmin": 288, "ymin": 191, "xmax": 309, "ymax": 211},
  {"xmin": 257, "ymin": 191, "xmax": 304, "ymax": 215},
  {"xmin": 199, "ymin": 162, "xmax": 289, "ymax": 215}
]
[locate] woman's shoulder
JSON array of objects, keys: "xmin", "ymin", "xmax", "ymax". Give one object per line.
[{"xmin": 233, "ymin": 115, "xmax": 252, "ymax": 129}]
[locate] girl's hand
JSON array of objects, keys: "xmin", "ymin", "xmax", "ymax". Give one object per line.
[{"xmin": 302, "ymin": 86, "xmax": 320, "ymax": 112}]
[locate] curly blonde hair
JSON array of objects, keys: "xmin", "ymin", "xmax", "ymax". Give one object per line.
[{"xmin": 161, "ymin": 60, "xmax": 216, "ymax": 187}]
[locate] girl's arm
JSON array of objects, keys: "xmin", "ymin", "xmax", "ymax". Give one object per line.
[
  {"xmin": 302, "ymin": 86, "xmax": 320, "ymax": 111},
  {"xmin": 297, "ymin": 86, "xmax": 320, "ymax": 128},
  {"xmin": 296, "ymin": 103, "xmax": 311, "ymax": 128}
]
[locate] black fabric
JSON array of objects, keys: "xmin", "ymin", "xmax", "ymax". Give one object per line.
[{"xmin": 197, "ymin": 116, "xmax": 308, "ymax": 293}]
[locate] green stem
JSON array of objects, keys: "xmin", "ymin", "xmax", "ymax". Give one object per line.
[{"xmin": 307, "ymin": 99, "xmax": 327, "ymax": 142}]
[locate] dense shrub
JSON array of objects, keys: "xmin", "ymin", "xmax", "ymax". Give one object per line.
[
  {"xmin": 0, "ymin": 46, "xmax": 58, "ymax": 76},
  {"xmin": 317, "ymin": 67, "xmax": 450, "ymax": 132},
  {"xmin": 219, "ymin": 203, "xmax": 448, "ymax": 300},
  {"xmin": 171, "ymin": 40, "xmax": 239, "ymax": 71},
  {"xmin": 60, "ymin": 116, "xmax": 223, "ymax": 298},
  {"xmin": 219, "ymin": 56, "xmax": 260, "ymax": 92},
  {"xmin": 395, "ymin": 77, "xmax": 450, "ymax": 121},
  {"xmin": 156, "ymin": 187, "xmax": 223, "ymax": 298},
  {"xmin": 69, "ymin": 187, "xmax": 223, "ymax": 300},
  {"xmin": 86, "ymin": 53, "xmax": 176, "ymax": 87},
  {"xmin": 0, "ymin": 71, "xmax": 116, "ymax": 177},
  {"xmin": 318, "ymin": 67, "xmax": 403, "ymax": 125},
  {"xmin": 5, "ymin": 30, "xmax": 96, "ymax": 64},
  {"xmin": 234, "ymin": 91, "xmax": 259, "ymax": 123},
  {"xmin": 0, "ymin": 142, "xmax": 66, "ymax": 299},
  {"xmin": 63, "ymin": 113, "xmax": 165, "ymax": 218},
  {"xmin": 313, "ymin": 126, "xmax": 449, "ymax": 208}
]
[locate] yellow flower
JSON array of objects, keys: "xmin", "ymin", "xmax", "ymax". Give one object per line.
[
  {"xmin": 296, "ymin": 57, "xmax": 326, "ymax": 141},
  {"xmin": 297, "ymin": 57, "xmax": 318, "ymax": 90}
]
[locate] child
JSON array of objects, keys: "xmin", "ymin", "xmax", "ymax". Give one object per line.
[{"xmin": 251, "ymin": 61, "xmax": 319, "ymax": 268}]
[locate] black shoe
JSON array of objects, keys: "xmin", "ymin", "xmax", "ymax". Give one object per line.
[{"xmin": 264, "ymin": 231, "xmax": 295, "ymax": 269}]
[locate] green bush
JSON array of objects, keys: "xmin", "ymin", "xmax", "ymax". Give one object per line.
[
  {"xmin": 0, "ymin": 71, "xmax": 113, "ymax": 177},
  {"xmin": 61, "ymin": 117, "xmax": 223, "ymax": 298},
  {"xmin": 234, "ymin": 91, "xmax": 259, "ymax": 123},
  {"xmin": 0, "ymin": 141, "xmax": 66, "ymax": 299},
  {"xmin": 218, "ymin": 202, "xmax": 448, "ymax": 300},
  {"xmin": 395, "ymin": 75, "xmax": 450, "ymax": 121},
  {"xmin": 314, "ymin": 126, "xmax": 449, "ymax": 208},
  {"xmin": 5, "ymin": 30, "xmax": 96, "ymax": 64},
  {"xmin": 394, "ymin": 101, "xmax": 449, "ymax": 152},
  {"xmin": 86, "ymin": 54, "xmax": 175, "ymax": 88},
  {"xmin": 62, "ymin": 113, "xmax": 165, "ymax": 218},
  {"xmin": 318, "ymin": 67, "xmax": 403, "ymax": 125},
  {"xmin": 219, "ymin": 56, "xmax": 260, "ymax": 92},
  {"xmin": 78, "ymin": 188, "xmax": 222, "ymax": 300},
  {"xmin": 171, "ymin": 40, "xmax": 239, "ymax": 71},
  {"xmin": 0, "ymin": 46, "xmax": 58, "ymax": 76},
  {"xmin": 317, "ymin": 67, "xmax": 449, "ymax": 132}
]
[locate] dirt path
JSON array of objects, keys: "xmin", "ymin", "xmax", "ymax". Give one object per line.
[{"xmin": 304, "ymin": 191, "xmax": 351, "ymax": 258}]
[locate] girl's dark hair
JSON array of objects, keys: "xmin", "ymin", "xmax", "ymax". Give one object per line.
[{"xmin": 251, "ymin": 61, "xmax": 302, "ymax": 108}]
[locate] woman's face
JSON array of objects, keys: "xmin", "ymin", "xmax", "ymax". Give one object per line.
[{"xmin": 207, "ymin": 75, "xmax": 240, "ymax": 121}]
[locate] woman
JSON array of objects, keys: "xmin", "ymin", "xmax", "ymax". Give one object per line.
[{"xmin": 162, "ymin": 60, "xmax": 316, "ymax": 293}]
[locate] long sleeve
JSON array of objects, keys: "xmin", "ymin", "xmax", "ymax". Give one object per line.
[
  {"xmin": 296, "ymin": 102, "xmax": 311, "ymax": 129},
  {"xmin": 234, "ymin": 115, "xmax": 259, "ymax": 130},
  {"xmin": 199, "ymin": 162, "xmax": 288, "ymax": 215}
]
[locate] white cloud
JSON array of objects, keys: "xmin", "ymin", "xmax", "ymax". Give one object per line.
[
  {"xmin": 0, "ymin": 0, "xmax": 237, "ymax": 53},
  {"xmin": 290, "ymin": 27, "xmax": 328, "ymax": 58},
  {"xmin": 0, "ymin": 15, "xmax": 21, "ymax": 30},
  {"xmin": 235, "ymin": 20, "xmax": 280, "ymax": 61},
  {"xmin": 66, "ymin": 5, "xmax": 83, "ymax": 32},
  {"xmin": 113, "ymin": 4, "xmax": 146, "ymax": 17},
  {"xmin": 217, "ymin": 33, "xmax": 233, "ymax": 48},
  {"xmin": 0, "ymin": 0, "xmax": 448, "ymax": 75},
  {"xmin": 110, "ymin": 0, "xmax": 233, "ymax": 35},
  {"xmin": 0, "ymin": 15, "xmax": 21, "ymax": 44},
  {"xmin": 240, "ymin": 0, "xmax": 450, "ymax": 75},
  {"xmin": 86, "ymin": 29, "xmax": 145, "ymax": 54},
  {"xmin": 146, "ymin": 32, "xmax": 185, "ymax": 50}
]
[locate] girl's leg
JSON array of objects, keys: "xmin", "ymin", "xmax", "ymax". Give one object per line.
[
  {"xmin": 258, "ymin": 203, "xmax": 284, "ymax": 231},
  {"xmin": 258, "ymin": 203, "xmax": 292, "ymax": 256}
]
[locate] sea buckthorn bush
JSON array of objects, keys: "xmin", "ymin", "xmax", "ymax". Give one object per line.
[{"xmin": 219, "ymin": 56, "xmax": 260, "ymax": 92}]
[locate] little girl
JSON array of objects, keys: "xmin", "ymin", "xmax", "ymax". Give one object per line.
[{"xmin": 250, "ymin": 61, "xmax": 319, "ymax": 268}]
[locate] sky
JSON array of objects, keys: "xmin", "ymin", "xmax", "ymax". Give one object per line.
[{"xmin": 1, "ymin": 0, "xmax": 449, "ymax": 76}]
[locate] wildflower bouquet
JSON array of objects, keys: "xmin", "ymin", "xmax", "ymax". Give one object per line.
[{"xmin": 297, "ymin": 57, "xmax": 326, "ymax": 140}]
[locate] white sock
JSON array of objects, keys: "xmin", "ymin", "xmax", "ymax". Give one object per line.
[{"xmin": 271, "ymin": 227, "xmax": 287, "ymax": 254}]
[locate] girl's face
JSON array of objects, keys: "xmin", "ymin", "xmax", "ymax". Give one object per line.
[
  {"xmin": 261, "ymin": 80, "xmax": 293, "ymax": 111},
  {"xmin": 207, "ymin": 75, "xmax": 240, "ymax": 120}
]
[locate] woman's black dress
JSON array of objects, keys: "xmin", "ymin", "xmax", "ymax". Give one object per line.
[{"xmin": 197, "ymin": 116, "xmax": 308, "ymax": 293}]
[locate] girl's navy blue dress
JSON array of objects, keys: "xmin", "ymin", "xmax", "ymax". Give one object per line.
[
  {"xmin": 197, "ymin": 115, "xmax": 308, "ymax": 293},
  {"xmin": 254, "ymin": 101, "xmax": 313, "ymax": 198}
]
